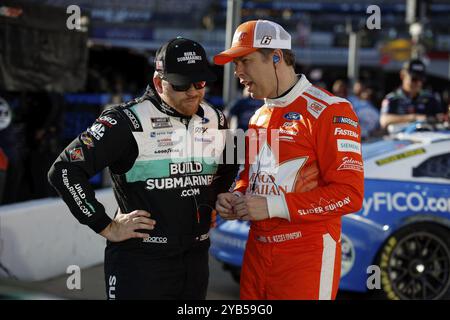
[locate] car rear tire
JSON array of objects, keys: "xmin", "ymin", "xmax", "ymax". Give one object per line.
[{"xmin": 376, "ymin": 223, "xmax": 450, "ymax": 300}]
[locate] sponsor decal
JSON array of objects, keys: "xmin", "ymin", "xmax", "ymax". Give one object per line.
[
  {"xmin": 362, "ymin": 192, "xmax": 450, "ymax": 216},
  {"xmin": 279, "ymin": 136, "xmax": 294, "ymax": 142},
  {"xmin": 307, "ymin": 102, "xmax": 327, "ymax": 118},
  {"xmin": 376, "ymin": 148, "xmax": 426, "ymax": 166},
  {"xmin": 333, "ymin": 116, "xmax": 358, "ymax": 128},
  {"xmin": 201, "ymin": 117, "xmax": 210, "ymax": 124},
  {"xmin": 146, "ymin": 161, "xmax": 213, "ymax": 190},
  {"xmin": 61, "ymin": 169, "xmax": 93, "ymax": 217},
  {"xmin": 181, "ymin": 188, "xmax": 200, "ymax": 197},
  {"xmin": 80, "ymin": 132, "xmax": 94, "ymax": 149},
  {"xmin": 279, "ymin": 129, "xmax": 298, "ymax": 136},
  {"xmin": 69, "ymin": 147, "xmax": 84, "ymax": 162},
  {"xmin": 194, "ymin": 137, "xmax": 214, "ymax": 143},
  {"xmin": 334, "ymin": 127, "xmax": 359, "ymax": 139},
  {"xmin": 170, "ymin": 162, "xmax": 203, "ymax": 175},
  {"xmin": 283, "ymin": 112, "xmax": 302, "ymax": 121},
  {"xmin": 337, "ymin": 139, "xmax": 361, "ymax": 154},
  {"xmin": 154, "ymin": 148, "xmax": 181, "ymax": 155},
  {"xmin": 177, "ymin": 51, "xmax": 202, "ymax": 64},
  {"xmin": 195, "ymin": 127, "xmax": 208, "ymax": 134},
  {"xmin": 338, "ymin": 156, "xmax": 364, "ymax": 172},
  {"xmin": 146, "ymin": 175, "xmax": 214, "ymax": 190},
  {"xmin": 237, "ymin": 32, "xmax": 247, "ymax": 42},
  {"xmin": 87, "ymin": 123, "xmax": 105, "ymax": 140},
  {"xmin": 149, "ymin": 130, "xmax": 173, "ymax": 138},
  {"xmin": 282, "ymin": 122, "xmax": 295, "ymax": 128},
  {"xmin": 97, "ymin": 115, "xmax": 117, "ymax": 128},
  {"xmin": 151, "ymin": 117, "xmax": 172, "ymax": 129},
  {"xmin": 298, "ymin": 196, "xmax": 351, "ymax": 215},
  {"xmin": 218, "ymin": 111, "xmax": 225, "ymax": 127},
  {"xmin": 123, "ymin": 109, "xmax": 142, "ymax": 131},
  {"xmin": 143, "ymin": 236, "xmax": 168, "ymax": 243},
  {"xmin": 157, "ymin": 138, "xmax": 177, "ymax": 147}
]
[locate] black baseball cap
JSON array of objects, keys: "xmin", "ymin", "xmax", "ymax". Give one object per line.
[
  {"xmin": 403, "ymin": 59, "xmax": 426, "ymax": 78},
  {"xmin": 155, "ymin": 37, "xmax": 217, "ymax": 86}
]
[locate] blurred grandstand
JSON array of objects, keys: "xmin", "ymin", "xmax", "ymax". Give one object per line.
[{"xmin": 0, "ymin": 0, "xmax": 448, "ymax": 199}]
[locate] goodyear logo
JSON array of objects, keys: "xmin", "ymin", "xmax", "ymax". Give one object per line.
[{"xmin": 376, "ymin": 148, "xmax": 426, "ymax": 166}]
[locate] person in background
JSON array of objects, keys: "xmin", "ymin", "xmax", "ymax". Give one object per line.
[
  {"xmin": 380, "ymin": 59, "xmax": 445, "ymax": 130},
  {"xmin": 227, "ymin": 87, "xmax": 264, "ymax": 130},
  {"xmin": 333, "ymin": 80, "xmax": 380, "ymax": 140}
]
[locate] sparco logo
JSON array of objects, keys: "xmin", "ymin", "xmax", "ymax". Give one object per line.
[
  {"xmin": 143, "ymin": 236, "xmax": 168, "ymax": 243},
  {"xmin": 123, "ymin": 109, "xmax": 141, "ymax": 130}
]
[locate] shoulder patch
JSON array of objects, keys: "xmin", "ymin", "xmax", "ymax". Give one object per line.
[
  {"xmin": 307, "ymin": 101, "xmax": 328, "ymax": 119},
  {"xmin": 303, "ymin": 86, "xmax": 349, "ymax": 119},
  {"xmin": 305, "ymin": 86, "xmax": 349, "ymax": 105},
  {"xmin": 122, "ymin": 108, "xmax": 143, "ymax": 132}
]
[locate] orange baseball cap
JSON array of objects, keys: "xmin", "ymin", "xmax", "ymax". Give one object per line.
[{"xmin": 214, "ymin": 20, "xmax": 291, "ymax": 65}]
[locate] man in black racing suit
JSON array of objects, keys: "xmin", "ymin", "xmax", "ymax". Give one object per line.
[{"xmin": 48, "ymin": 38, "xmax": 238, "ymax": 299}]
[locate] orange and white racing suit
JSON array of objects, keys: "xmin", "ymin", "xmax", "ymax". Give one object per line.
[{"xmin": 234, "ymin": 75, "xmax": 364, "ymax": 299}]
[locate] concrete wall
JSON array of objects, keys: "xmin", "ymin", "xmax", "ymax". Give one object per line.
[{"xmin": 0, "ymin": 188, "xmax": 116, "ymax": 281}]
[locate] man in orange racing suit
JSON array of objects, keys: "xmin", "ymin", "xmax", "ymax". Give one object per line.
[{"xmin": 214, "ymin": 20, "xmax": 364, "ymax": 300}]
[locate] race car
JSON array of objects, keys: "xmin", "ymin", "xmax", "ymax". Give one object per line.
[{"xmin": 210, "ymin": 121, "xmax": 450, "ymax": 300}]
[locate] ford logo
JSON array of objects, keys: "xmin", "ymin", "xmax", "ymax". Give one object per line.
[
  {"xmin": 284, "ymin": 112, "xmax": 301, "ymax": 121},
  {"xmin": 201, "ymin": 117, "xmax": 210, "ymax": 124}
]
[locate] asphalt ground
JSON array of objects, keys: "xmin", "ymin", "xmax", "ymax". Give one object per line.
[{"xmin": 0, "ymin": 254, "xmax": 369, "ymax": 300}]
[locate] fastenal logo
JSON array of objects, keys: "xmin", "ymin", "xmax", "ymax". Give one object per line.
[{"xmin": 334, "ymin": 127, "xmax": 359, "ymax": 139}]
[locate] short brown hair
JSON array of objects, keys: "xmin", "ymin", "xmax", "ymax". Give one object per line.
[{"xmin": 258, "ymin": 48, "xmax": 296, "ymax": 66}]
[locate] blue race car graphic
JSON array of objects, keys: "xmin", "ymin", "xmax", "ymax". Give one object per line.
[{"xmin": 210, "ymin": 124, "xmax": 450, "ymax": 300}]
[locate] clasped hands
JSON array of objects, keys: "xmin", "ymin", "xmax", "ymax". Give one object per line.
[{"xmin": 215, "ymin": 192, "xmax": 269, "ymax": 221}]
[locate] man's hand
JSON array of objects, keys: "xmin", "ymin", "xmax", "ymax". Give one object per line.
[
  {"xmin": 233, "ymin": 195, "xmax": 269, "ymax": 221},
  {"xmin": 215, "ymin": 192, "xmax": 239, "ymax": 220},
  {"xmin": 100, "ymin": 209, "xmax": 156, "ymax": 242}
]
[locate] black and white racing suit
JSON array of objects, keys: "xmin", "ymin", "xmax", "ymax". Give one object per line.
[{"xmin": 48, "ymin": 87, "xmax": 238, "ymax": 299}]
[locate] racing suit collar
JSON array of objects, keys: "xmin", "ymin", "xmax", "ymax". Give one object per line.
[
  {"xmin": 144, "ymin": 85, "xmax": 205, "ymax": 119},
  {"xmin": 264, "ymin": 74, "xmax": 312, "ymax": 108}
]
